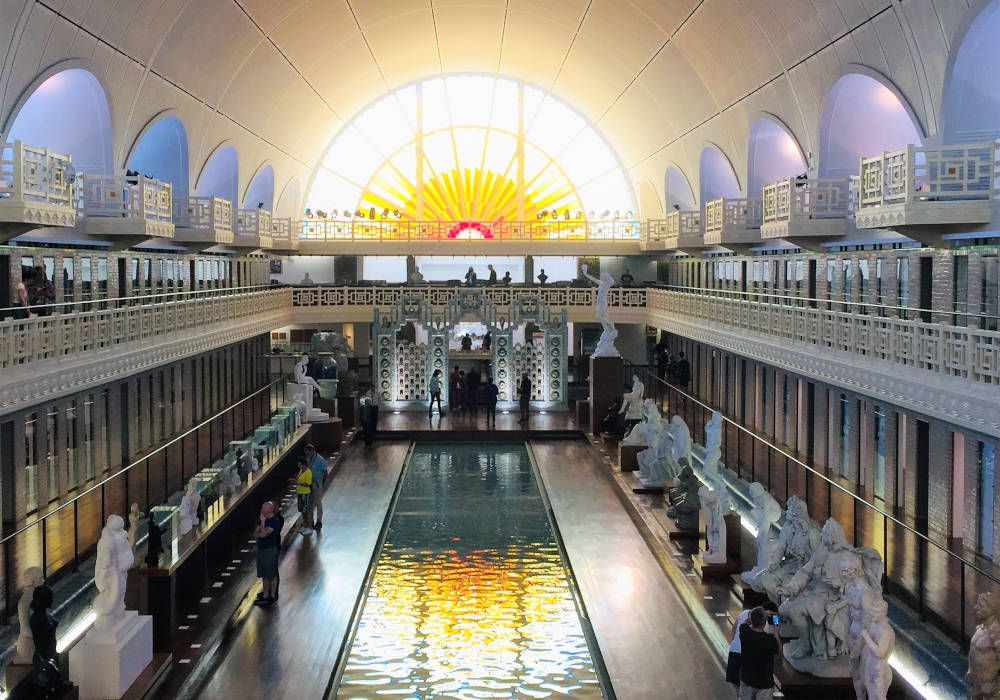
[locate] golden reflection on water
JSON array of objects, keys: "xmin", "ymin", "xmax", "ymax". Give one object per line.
[{"xmin": 338, "ymin": 446, "xmax": 602, "ymax": 699}]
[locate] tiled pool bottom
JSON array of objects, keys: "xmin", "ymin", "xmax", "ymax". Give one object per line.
[{"xmin": 336, "ymin": 443, "xmax": 603, "ymax": 699}]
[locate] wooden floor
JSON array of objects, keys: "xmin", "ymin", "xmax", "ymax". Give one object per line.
[
  {"xmin": 187, "ymin": 441, "xmax": 410, "ymax": 700},
  {"xmin": 530, "ymin": 441, "xmax": 732, "ymax": 700}
]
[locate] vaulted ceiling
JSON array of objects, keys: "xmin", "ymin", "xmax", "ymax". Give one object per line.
[{"xmin": 0, "ymin": 1, "xmax": 978, "ymax": 215}]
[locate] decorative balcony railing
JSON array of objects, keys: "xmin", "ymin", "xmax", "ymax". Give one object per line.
[
  {"xmin": 235, "ymin": 208, "xmax": 272, "ymax": 238},
  {"xmin": 290, "ymin": 284, "xmax": 650, "ymax": 312},
  {"xmin": 858, "ymin": 141, "xmax": 999, "ymax": 210},
  {"xmin": 643, "ymin": 211, "xmax": 702, "ymax": 248},
  {"xmin": 0, "ymin": 141, "xmax": 76, "ymax": 207},
  {"xmin": 270, "ymin": 217, "xmax": 293, "ymax": 238},
  {"xmin": 704, "ymin": 197, "xmax": 763, "ymax": 235},
  {"xmin": 172, "ymin": 196, "xmax": 232, "ymax": 231},
  {"xmin": 298, "ymin": 219, "xmax": 641, "ymax": 242},
  {"xmin": 0, "ymin": 287, "xmax": 289, "ymax": 371},
  {"xmin": 79, "ymin": 174, "xmax": 172, "ymax": 222},
  {"xmin": 762, "ymin": 177, "xmax": 853, "ymax": 223},
  {"xmin": 647, "ymin": 288, "xmax": 1000, "ymax": 385}
]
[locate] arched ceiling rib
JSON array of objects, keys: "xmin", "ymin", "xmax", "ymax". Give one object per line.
[{"xmin": 0, "ymin": 0, "xmax": 970, "ymax": 203}]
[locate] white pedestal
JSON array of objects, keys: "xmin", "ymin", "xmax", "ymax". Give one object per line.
[
  {"xmin": 287, "ymin": 382, "xmax": 329, "ymax": 422},
  {"xmin": 69, "ymin": 611, "xmax": 153, "ymax": 699}
]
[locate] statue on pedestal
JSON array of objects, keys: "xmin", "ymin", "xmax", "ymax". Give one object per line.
[
  {"xmin": 778, "ymin": 518, "xmax": 854, "ymax": 675},
  {"xmin": 636, "ymin": 413, "xmax": 673, "ymax": 487},
  {"xmin": 841, "ymin": 549, "xmax": 885, "ymax": 699},
  {"xmin": 968, "ymin": 592, "xmax": 1000, "ymax": 699},
  {"xmin": 619, "ymin": 375, "xmax": 645, "ymax": 433},
  {"xmin": 698, "ymin": 457, "xmax": 729, "ymax": 564},
  {"xmin": 860, "ymin": 599, "xmax": 894, "ymax": 700},
  {"xmin": 14, "ymin": 567, "xmax": 44, "ymax": 663},
  {"xmin": 179, "ymin": 479, "xmax": 200, "ymax": 536},
  {"xmin": 581, "ymin": 264, "xmax": 620, "ymax": 358},
  {"xmin": 127, "ymin": 503, "xmax": 144, "ymax": 551},
  {"xmin": 668, "ymin": 416, "xmax": 691, "ymax": 471},
  {"xmin": 93, "ymin": 515, "xmax": 133, "ymax": 641},
  {"xmin": 289, "ymin": 354, "xmax": 330, "ymax": 422},
  {"xmin": 740, "ymin": 483, "xmax": 782, "ymax": 586},
  {"xmin": 745, "ymin": 496, "xmax": 820, "ymax": 602},
  {"xmin": 623, "ymin": 399, "xmax": 661, "ymax": 445},
  {"xmin": 666, "ymin": 466, "xmax": 700, "ymax": 531}
]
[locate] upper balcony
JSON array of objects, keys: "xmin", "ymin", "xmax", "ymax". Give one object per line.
[
  {"xmin": 172, "ymin": 196, "xmax": 234, "ymax": 248},
  {"xmin": 761, "ymin": 177, "xmax": 856, "ymax": 250},
  {"xmin": 296, "ymin": 218, "xmax": 643, "ymax": 256},
  {"xmin": 79, "ymin": 174, "xmax": 175, "ymax": 245},
  {"xmin": 233, "ymin": 207, "xmax": 272, "ymax": 252},
  {"xmin": 703, "ymin": 197, "xmax": 763, "ymax": 253},
  {"xmin": 643, "ymin": 210, "xmax": 705, "ymax": 255},
  {"xmin": 268, "ymin": 217, "xmax": 298, "ymax": 252},
  {"xmin": 855, "ymin": 141, "xmax": 999, "ymax": 245},
  {"xmin": 0, "ymin": 141, "xmax": 77, "ymax": 241}
]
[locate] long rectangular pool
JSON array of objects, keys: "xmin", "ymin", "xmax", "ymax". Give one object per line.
[{"xmin": 335, "ymin": 442, "xmax": 605, "ymax": 698}]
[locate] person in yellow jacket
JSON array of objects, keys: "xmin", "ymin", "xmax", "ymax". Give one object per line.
[{"xmin": 295, "ymin": 459, "xmax": 313, "ymax": 535}]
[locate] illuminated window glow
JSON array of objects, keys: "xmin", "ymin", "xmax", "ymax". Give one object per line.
[{"xmin": 306, "ymin": 76, "xmax": 635, "ymax": 223}]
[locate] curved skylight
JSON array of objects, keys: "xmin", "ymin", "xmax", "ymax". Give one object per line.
[{"xmin": 306, "ymin": 75, "xmax": 635, "ymax": 223}]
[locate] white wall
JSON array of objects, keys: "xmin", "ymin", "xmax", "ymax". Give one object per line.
[{"xmin": 271, "ymin": 256, "xmax": 335, "ymax": 284}]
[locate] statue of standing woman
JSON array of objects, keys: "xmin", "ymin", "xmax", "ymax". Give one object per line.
[
  {"xmin": 93, "ymin": 515, "xmax": 134, "ymax": 640},
  {"xmin": 581, "ymin": 264, "xmax": 620, "ymax": 357}
]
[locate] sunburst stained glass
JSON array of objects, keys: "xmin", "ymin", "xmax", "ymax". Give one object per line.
[{"xmin": 306, "ymin": 76, "xmax": 635, "ymax": 224}]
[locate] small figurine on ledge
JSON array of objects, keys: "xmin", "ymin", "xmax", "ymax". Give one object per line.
[{"xmin": 127, "ymin": 502, "xmax": 144, "ymax": 551}]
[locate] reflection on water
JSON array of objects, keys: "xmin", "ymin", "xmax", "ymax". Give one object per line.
[{"xmin": 337, "ymin": 444, "xmax": 602, "ymax": 699}]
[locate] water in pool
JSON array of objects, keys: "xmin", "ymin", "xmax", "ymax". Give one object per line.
[{"xmin": 336, "ymin": 443, "xmax": 604, "ymax": 699}]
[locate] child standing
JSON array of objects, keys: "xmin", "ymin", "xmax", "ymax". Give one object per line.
[{"xmin": 295, "ymin": 459, "xmax": 313, "ymax": 535}]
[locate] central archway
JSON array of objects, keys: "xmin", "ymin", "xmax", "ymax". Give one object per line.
[{"xmin": 373, "ymin": 289, "xmax": 567, "ymax": 411}]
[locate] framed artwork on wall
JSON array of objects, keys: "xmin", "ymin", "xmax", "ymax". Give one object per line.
[{"xmin": 269, "ymin": 258, "xmax": 282, "ymax": 274}]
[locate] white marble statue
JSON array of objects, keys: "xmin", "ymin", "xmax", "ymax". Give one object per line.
[
  {"xmin": 289, "ymin": 354, "xmax": 330, "ymax": 422},
  {"xmin": 127, "ymin": 503, "xmax": 144, "ymax": 551},
  {"xmin": 668, "ymin": 415, "xmax": 692, "ymax": 470},
  {"xmin": 860, "ymin": 599, "xmax": 894, "ymax": 700},
  {"xmin": 740, "ymin": 483, "xmax": 782, "ymax": 586},
  {"xmin": 221, "ymin": 458, "xmax": 242, "ymax": 494},
  {"xmin": 636, "ymin": 413, "xmax": 674, "ymax": 487},
  {"xmin": 14, "ymin": 566, "xmax": 44, "ymax": 663},
  {"xmin": 622, "ymin": 398, "xmax": 661, "ymax": 445},
  {"xmin": 699, "ymin": 456, "xmax": 730, "ymax": 564},
  {"xmin": 778, "ymin": 518, "xmax": 854, "ymax": 675},
  {"xmin": 92, "ymin": 515, "xmax": 134, "ymax": 641},
  {"xmin": 704, "ymin": 410, "xmax": 723, "ymax": 466},
  {"xmin": 745, "ymin": 495, "xmax": 820, "ymax": 602},
  {"xmin": 841, "ymin": 549, "xmax": 885, "ymax": 699},
  {"xmin": 619, "ymin": 375, "xmax": 645, "ymax": 421},
  {"xmin": 968, "ymin": 592, "xmax": 1000, "ymax": 699},
  {"xmin": 581, "ymin": 264, "xmax": 620, "ymax": 358},
  {"xmin": 179, "ymin": 479, "xmax": 201, "ymax": 536}
]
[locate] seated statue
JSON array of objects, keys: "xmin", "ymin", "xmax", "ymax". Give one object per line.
[
  {"xmin": 600, "ymin": 396, "xmax": 626, "ymax": 440},
  {"xmin": 667, "ymin": 415, "xmax": 691, "ymax": 471},
  {"xmin": 666, "ymin": 466, "xmax": 700, "ymax": 530},
  {"xmin": 636, "ymin": 415, "xmax": 674, "ymax": 487},
  {"xmin": 622, "ymin": 399, "xmax": 661, "ymax": 445},
  {"xmin": 745, "ymin": 495, "xmax": 820, "ymax": 603},
  {"xmin": 618, "ymin": 375, "xmax": 644, "ymax": 434},
  {"xmin": 778, "ymin": 518, "xmax": 854, "ymax": 675}
]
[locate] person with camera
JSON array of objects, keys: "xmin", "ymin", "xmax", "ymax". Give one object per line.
[
  {"xmin": 727, "ymin": 600, "xmax": 778, "ymax": 692},
  {"xmin": 736, "ymin": 605, "xmax": 781, "ymax": 699}
]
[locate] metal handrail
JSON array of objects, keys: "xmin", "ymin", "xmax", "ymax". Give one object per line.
[{"xmin": 626, "ymin": 362, "xmax": 1000, "ymax": 585}]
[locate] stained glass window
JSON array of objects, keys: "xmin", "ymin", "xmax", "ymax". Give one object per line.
[{"xmin": 306, "ymin": 76, "xmax": 635, "ymax": 224}]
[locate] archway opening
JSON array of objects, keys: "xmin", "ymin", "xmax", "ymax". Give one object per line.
[
  {"xmin": 747, "ymin": 118, "xmax": 806, "ymax": 194},
  {"xmin": 244, "ymin": 164, "xmax": 275, "ymax": 210},
  {"xmin": 818, "ymin": 73, "xmax": 921, "ymax": 177},
  {"xmin": 699, "ymin": 146, "xmax": 741, "ymax": 202},
  {"xmin": 942, "ymin": 0, "xmax": 1000, "ymax": 143},
  {"xmin": 196, "ymin": 145, "xmax": 239, "ymax": 206},
  {"xmin": 665, "ymin": 165, "xmax": 696, "ymax": 211},
  {"xmin": 6, "ymin": 68, "xmax": 113, "ymax": 175},
  {"xmin": 275, "ymin": 178, "xmax": 302, "ymax": 219},
  {"xmin": 127, "ymin": 115, "xmax": 189, "ymax": 196}
]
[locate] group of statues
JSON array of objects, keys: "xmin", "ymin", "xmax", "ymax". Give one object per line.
[
  {"xmin": 738, "ymin": 493, "xmax": 894, "ymax": 696},
  {"xmin": 620, "ymin": 392, "xmax": 693, "ymax": 490},
  {"xmin": 969, "ymin": 592, "xmax": 1000, "ymax": 699}
]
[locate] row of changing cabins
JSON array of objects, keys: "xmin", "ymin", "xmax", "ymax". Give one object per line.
[{"xmin": 1, "ymin": 138, "xmax": 999, "ymax": 253}]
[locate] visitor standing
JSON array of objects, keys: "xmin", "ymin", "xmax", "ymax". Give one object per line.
[
  {"xmin": 727, "ymin": 601, "xmax": 778, "ymax": 691},
  {"xmin": 482, "ymin": 331, "xmax": 492, "ymax": 352},
  {"xmin": 429, "ymin": 368, "xmax": 443, "ymax": 416},
  {"xmin": 537, "ymin": 269, "xmax": 548, "ymax": 285},
  {"xmin": 466, "ymin": 365, "xmax": 481, "ymax": 417},
  {"xmin": 295, "ymin": 459, "xmax": 313, "ymax": 535},
  {"xmin": 518, "ymin": 372, "xmax": 531, "ymax": 423},
  {"xmin": 359, "ymin": 393, "xmax": 379, "ymax": 447},
  {"xmin": 304, "ymin": 444, "xmax": 328, "ymax": 530},
  {"xmin": 656, "ymin": 346, "xmax": 669, "ymax": 383},
  {"xmin": 483, "ymin": 375, "xmax": 499, "ymax": 427},
  {"xmin": 28, "ymin": 266, "xmax": 54, "ymax": 317},
  {"xmin": 254, "ymin": 501, "xmax": 281, "ymax": 606},
  {"xmin": 620, "ymin": 268, "xmax": 635, "ymax": 285},
  {"xmin": 674, "ymin": 350, "xmax": 691, "ymax": 388},
  {"xmin": 487, "ymin": 264, "xmax": 497, "ymax": 284},
  {"xmin": 270, "ymin": 500, "xmax": 285, "ymax": 600},
  {"xmin": 450, "ymin": 365, "xmax": 460, "ymax": 389},
  {"xmin": 501, "ymin": 271, "xmax": 511, "ymax": 285},
  {"xmin": 461, "ymin": 333, "xmax": 473, "ymax": 351},
  {"xmin": 12, "ymin": 268, "xmax": 32, "ymax": 320},
  {"xmin": 452, "ymin": 370, "xmax": 466, "ymax": 414},
  {"xmin": 737, "ymin": 606, "xmax": 780, "ymax": 699}
]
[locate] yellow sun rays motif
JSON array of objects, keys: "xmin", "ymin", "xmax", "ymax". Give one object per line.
[{"xmin": 306, "ymin": 75, "xmax": 633, "ymax": 223}]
